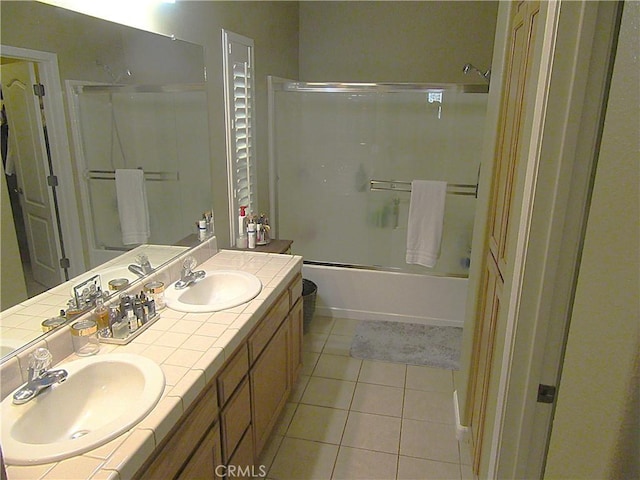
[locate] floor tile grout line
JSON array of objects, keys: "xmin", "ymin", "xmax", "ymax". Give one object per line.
[{"xmin": 271, "ymin": 316, "xmax": 466, "ymax": 479}]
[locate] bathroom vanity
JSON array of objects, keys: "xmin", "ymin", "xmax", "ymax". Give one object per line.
[
  {"xmin": 1, "ymin": 248, "xmax": 303, "ymax": 479},
  {"xmin": 136, "ymin": 264, "xmax": 303, "ymax": 479}
]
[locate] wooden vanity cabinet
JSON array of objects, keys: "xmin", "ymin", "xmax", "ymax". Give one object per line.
[{"xmin": 135, "ymin": 274, "xmax": 302, "ymax": 480}]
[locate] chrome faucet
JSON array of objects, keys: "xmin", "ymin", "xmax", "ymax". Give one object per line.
[
  {"xmin": 174, "ymin": 256, "xmax": 206, "ymax": 290},
  {"xmin": 128, "ymin": 254, "xmax": 154, "ymax": 277},
  {"xmin": 13, "ymin": 348, "xmax": 68, "ymax": 405}
]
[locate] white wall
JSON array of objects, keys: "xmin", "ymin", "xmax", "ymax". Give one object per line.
[
  {"xmin": 299, "ymin": 1, "xmax": 498, "ymax": 83},
  {"xmin": 545, "ymin": 2, "xmax": 639, "ymax": 477}
]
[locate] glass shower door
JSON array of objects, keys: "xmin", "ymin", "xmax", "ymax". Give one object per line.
[{"xmin": 270, "ymin": 81, "xmax": 487, "ymax": 276}]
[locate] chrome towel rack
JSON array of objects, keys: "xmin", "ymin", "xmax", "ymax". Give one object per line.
[
  {"xmin": 85, "ymin": 169, "xmax": 179, "ymax": 182},
  {"xmin": 369, "ymin": 179, "xmax": 477, "ymax": 197}
]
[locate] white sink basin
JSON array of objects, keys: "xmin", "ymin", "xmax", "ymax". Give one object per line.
[
  {"xmin": 1, "ymin": 353, "xmax": 165, "ymax": 465},
  {"xmin": 165, "ymin": 270, "xmax": 262, "ymax": 313}
]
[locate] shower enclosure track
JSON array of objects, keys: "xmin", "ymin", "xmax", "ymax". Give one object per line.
[{"xmin": 280, "ymin": 81, "xmax": 488, "ymax": 94}]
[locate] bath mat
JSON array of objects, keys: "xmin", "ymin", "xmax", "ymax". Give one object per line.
[{"xmin": 350, "ymin": 320, "xmax": 462, "ymax": 370}]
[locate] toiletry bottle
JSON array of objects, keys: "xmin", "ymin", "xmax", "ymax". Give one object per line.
[
  {"xmin": 247, "ymin": 218, "xmax": 257, "ymax": 249},
  {"xmin": 127, "ymin": 307, "xmax": 138, "ymax": 333},
  {"xmin": 94, "ymin": 297, "xmax": 110, "ymax": 334},
  {"xmin": 112, "ymin": 317, "xmax": 129, "ymax": 339},
  {"xmin": 237, "ymin": 206, "xmax": 248, "ymax": 248},
  {"xmin": 197, "ymin": 218, "xmax": 207, "ymax": 241},
  {"xmin": 139, "ymin": 292, "xmax": 151, "ymax": 323},
  {"xmin": 204, "ymin": 211, "xmax": 215, "ymax": 236},
  {"xmin": 134, "ymin": 295, "xmax": 145, "ymax": 325}
]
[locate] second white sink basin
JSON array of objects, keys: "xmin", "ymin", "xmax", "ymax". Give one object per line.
[
  {"xmin": 165, "ymin": 270, "xmax": 262, "ymax": 313},
  {"xmin": 1, "ymin": 353, "xmax": 165, "ymax": 465}
]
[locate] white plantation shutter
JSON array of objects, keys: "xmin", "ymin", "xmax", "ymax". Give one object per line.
[{"xmin": 223, "ymin": 30, "xmax": 256, "ymax": 245}]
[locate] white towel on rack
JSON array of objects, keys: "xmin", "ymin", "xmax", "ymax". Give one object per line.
[
  {"xmin": 115, "ymin": 169, "xmax": 150, "ymax": 245},
  {"xmin": 406, "ymin": 180, "xmax": 447, "ymax": 268}
]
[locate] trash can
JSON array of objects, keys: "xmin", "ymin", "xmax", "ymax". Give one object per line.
[{"xmin": 302, "ymin": 279, "xmax": 317, "ymax": 333}]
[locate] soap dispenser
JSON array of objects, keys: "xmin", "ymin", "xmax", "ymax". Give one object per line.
[{"xmin": 237, "ymin": 206, "xmax": 248, "ymax": 248}]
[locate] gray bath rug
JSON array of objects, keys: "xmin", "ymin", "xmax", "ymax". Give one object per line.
[{"xmin": 350, "ymin": 320, "xmax": 462, "ymax": 370}]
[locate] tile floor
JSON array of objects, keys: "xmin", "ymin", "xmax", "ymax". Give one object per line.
[{"xmin": 258, "ymin": 316, "xmax": 474, "ymax": 480}]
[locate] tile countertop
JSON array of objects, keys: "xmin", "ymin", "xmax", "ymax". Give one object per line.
[{"xmin": 5, "ymin": 250, "xmax": 303, "ymax": 480}]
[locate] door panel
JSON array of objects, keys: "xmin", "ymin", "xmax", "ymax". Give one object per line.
[
  {"xmin": 1, "ymin": 62, "xmax": 62, "ymax": 287},
  {"xmin": 469, "ymin": 1, "xmax": 540, "ymax": 474},
  {"xmin": 489, "ymin": 1, "xmax": 540, "ymax": 273},
  {"xmin": 470, "ymin": 254, "xmax": 503, "ymax": 472}
]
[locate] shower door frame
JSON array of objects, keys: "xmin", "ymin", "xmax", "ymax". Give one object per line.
[{"xmin": 267, "ymin": 77, "xmax": 489, "ymax": 275}]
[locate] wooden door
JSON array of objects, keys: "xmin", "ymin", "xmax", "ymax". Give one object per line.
[
  {"xmin": 468, "ymin": 1, "xmax": 540, "ymax": 474},
  {"xmin": 1, "ymin": 61, "xmax": 63, "ymax": 287}
]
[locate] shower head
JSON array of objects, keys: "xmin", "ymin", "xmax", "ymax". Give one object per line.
[
  {"xmin": 96, "ymin": 61, "xmax": 132, "ymax": 83},
  {"xmin": 463, "ymin": 63, "xmax": 491, "ymax": 82}
]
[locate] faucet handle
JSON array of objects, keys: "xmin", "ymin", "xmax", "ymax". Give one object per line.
[
  {"xmin": 28, "ymin": 348, "xmax": 52, "ymax": 379},
  {"xmin": 182, "ymin": 256, "xmax": 197, "ymax": 272}
]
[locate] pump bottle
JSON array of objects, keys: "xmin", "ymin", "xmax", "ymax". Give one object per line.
[{"xmin": 237, "ymin": 206, "xmax": 248, "ymax": 248}]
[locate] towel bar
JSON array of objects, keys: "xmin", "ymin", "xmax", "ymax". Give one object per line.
[{"xmin": 369, "ymin": 179, "xmax": 477, "ymax": 197}]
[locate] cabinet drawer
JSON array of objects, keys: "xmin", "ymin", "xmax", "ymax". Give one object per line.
[
  {"xmin": 217, "ymin": 343, "xmax": 248, "ymax": 406},
  {"xmin": 221, "ymin": 378, "xmax": 251, "ymax": 463},
  {"xmin": 248, "ymin": 290, "xmax": 289, "ymax": 363}
]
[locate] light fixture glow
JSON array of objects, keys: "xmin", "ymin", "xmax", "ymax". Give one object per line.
[{"xmin": 39, "ymin": 0, "xmax": 173, "ymax": 33}]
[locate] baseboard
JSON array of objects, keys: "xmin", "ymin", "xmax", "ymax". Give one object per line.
[{"xmin": 453, "ymin": 390, "xmax": 471, "ymax": 443}]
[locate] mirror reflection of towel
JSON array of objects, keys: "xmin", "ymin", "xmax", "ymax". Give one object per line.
[
  {"xmin": 406, "ymin": 180, "xmax": 447, "ymax": 268},
  {"xmin": 115, "ymin": 169, "xmax": 150, "ymax": 245}
]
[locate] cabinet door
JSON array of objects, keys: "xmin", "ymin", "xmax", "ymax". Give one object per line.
[
  {"xmin": 250, "ymin": 319, "xmax": 291, "ymax": 456},
  {"xmin": 227, "ymin": 425, "xmax": 255, "ymax": 479},
  {"xmin": 140, "ymin": 382, "xmax": 218, "ymax": 479},
  {"xmin": 221, "ymin": 378, "xmax": 252, "ymax": 463},
  {"xmin": 177, "ymin": 423, "xmax": 223, "ymax": 480},
  {"xmin": 289, "ymin": 299, "xmax": 303, "ymax": 384}
]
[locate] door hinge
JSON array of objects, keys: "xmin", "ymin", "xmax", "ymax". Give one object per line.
[
  {"xmin": 59, "ymin": 257, "xmax": 70, "ymax": 269},
  {"xmin": 33, "ymin": 83, "xmax": 45, "ymax": 97},
  {"xmin": 47, "ymin": 175, "xmax": 58, "ymax": 187},
  {"xmin": 537, "ymin": 384, "xmax": 557, "ymax": 404}
]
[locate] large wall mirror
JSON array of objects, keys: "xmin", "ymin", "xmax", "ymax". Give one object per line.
[{"xmin": 0, "ymin": 1, "xmax": 213, "ymax": 360}]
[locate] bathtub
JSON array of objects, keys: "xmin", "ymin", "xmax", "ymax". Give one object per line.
[{"xmin": 302, "ymin": 264, "xmax": 467, "ymax": 328}]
